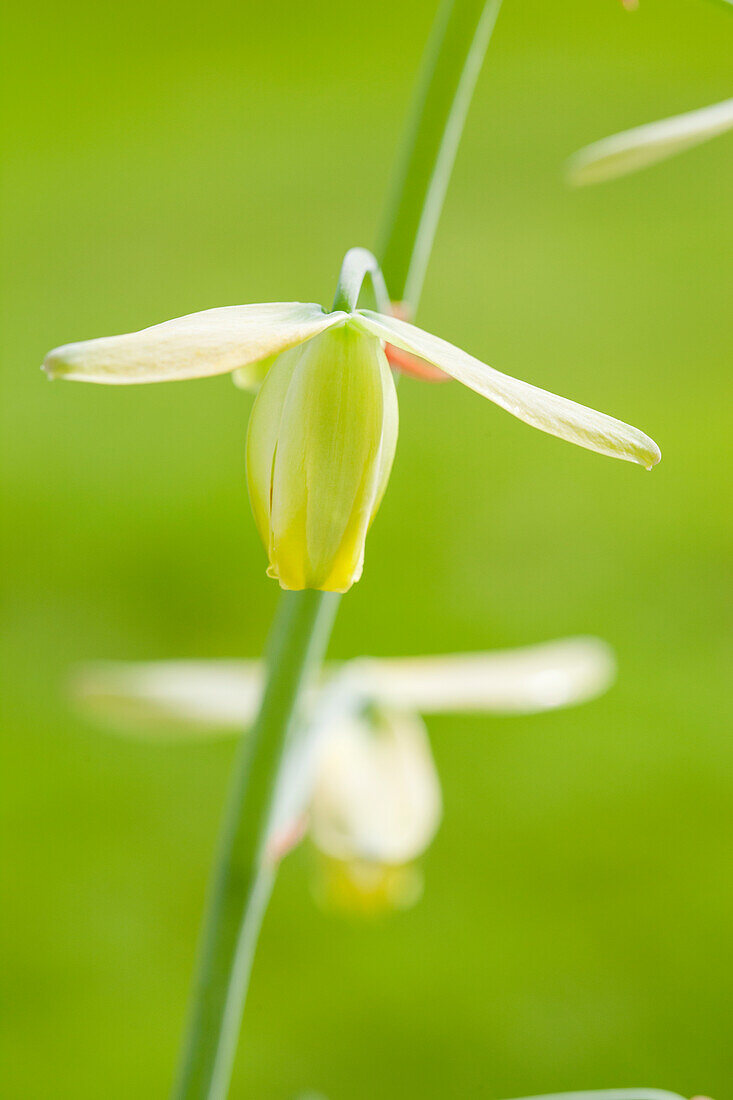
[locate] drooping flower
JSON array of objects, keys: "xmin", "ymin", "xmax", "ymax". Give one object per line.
[
  {"xmin": 568, "ymin": 97, "xmax": 733, "ymax": 185},
  {"xmin": 308, "ymin": 706, "xmax": 441, "ymax": 913},
  {"xmin": 246, "ymin": 324, "xmax": 398, "ymax": 591},
  {"xmin": 74, "ymin": 637, "xmax": 615, "ymax": 911},
  {"xmin": 44, "ymin": 250, "xmax": 660, "ymax": 592}
]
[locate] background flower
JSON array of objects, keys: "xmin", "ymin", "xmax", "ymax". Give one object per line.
[
  {"xmin": 568, "ymin": 97, "xmax": 733, "ymax": 184},
  {"xmin": 75, "ymin": 638, "xmax": 615, "ymax": 911}
]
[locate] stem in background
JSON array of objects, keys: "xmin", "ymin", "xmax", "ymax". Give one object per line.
[
  {"xmin": 171, "ymin": 2, "xmax": 504, "ymax": 1097},
  {"xmin": 378, "ymin": 0, "xmax": 503, "ymax": 308}
]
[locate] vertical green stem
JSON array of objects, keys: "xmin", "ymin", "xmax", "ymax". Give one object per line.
[
  {"xmin": 171, "ymin": 2, "xmax": 503, "ymax": 1097},
  {"xmin": 379, "ymin": 0, "xmax": 503, "ymax": 308},
  {"xmin": 173, "ymin": 591, "xmax": 337, "ymax": 1099}
]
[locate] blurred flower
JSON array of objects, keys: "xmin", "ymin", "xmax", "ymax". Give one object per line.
[
  {"xmin": 478, "ymin": 1092, "xmax": 688, "ymax": 1100},
  {"xmin": 308, "ymin": 707, "xmax": 440, "ymax": 913},
  {"xmin": 295, "ymin": 1089, "xmax": 691, "ymax": 1100},
  {"xmin": 44, "ymin": 260, "xmax": 660, "ymax": 592},
  {"xmin": 74, "ymin": 637, "xmax": 615, "ymax": 912},
  {"xmin": 568, "ymin": 97, "xmax": 733, "ymax": 185},
  {"xmin": 504, "ymin": 1092, "xmax": 689, "ymax": 1100},
  {"xmin": 309, "ymin": 707, "xmax": 440, "ymax": 866}
]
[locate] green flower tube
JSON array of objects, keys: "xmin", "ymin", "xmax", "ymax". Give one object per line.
[{"xmin": 246, "ymin": 323, "xmax": 398, "ymax": 592}]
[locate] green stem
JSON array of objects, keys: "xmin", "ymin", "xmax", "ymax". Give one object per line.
[
  {"xmin": 171, "ymin": 3, "xmax": 504, "ymax": 1097},
  {"xmin": 331, "ymin": 246, "xmax": 390, "ymax": 313},
  {"xmin": 378, "ymin": 0, "xmax": 503, "ymax": 308},
  {"xmin": 172, "ymin": 591, "xmax": 338, "ymax": 1099}
]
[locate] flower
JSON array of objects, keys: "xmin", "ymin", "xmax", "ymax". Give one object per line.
[
  {"xmin": 568, "ymin": 97, "xmax": 733, "ymax": 185},
  {"xmin": 297, "ymin": 1090, "xmax": 688, "ymax": 1100},
  {"xmin": 44, "ymin": 252, "xmax": 660, "ymax": 591},
  {"xmin": 308, "ymin": 706, "xmax": 441, "ymax": 913},
  {"xmin": 74, "ymin": 637, "xmax": 615, "ymax": 912},
  {"xmin": 246, "ymin": 324, "xmax": 398, "ymax": 591}
]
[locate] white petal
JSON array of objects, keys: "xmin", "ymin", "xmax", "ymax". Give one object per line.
[
  {"xmin": 568, "ymin": 98, "xmax": 733, "ymax": 185},
  {"xmin": 503, "ymin": 1092, "xmax": 685, "ymax": 1100},
  {"xmin": 349, "ymin": 638, "xmax": 615, "ymax": 715},
  {"xmin": 43, "ymin": 303, "xmax": 345, "ymax": 384},
  {"xmin": 73, "ymin": 660, "xmax": 264, "ymax": 735},
  {"xmin": 355, "ymin": 311, "xmax": 660, "ymax": 468},
  {"xmin": 309, "ymin": 708, "xmax": 442, "ymax": 865}
]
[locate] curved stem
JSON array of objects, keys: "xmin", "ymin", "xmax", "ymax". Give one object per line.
[
  {"xmin": 331, "ymin": 246, "xmax": 391, "ymax": 314},
  {"xmin": 171, "ymin": 3, "xmax": 504, "ymax": 1097}
]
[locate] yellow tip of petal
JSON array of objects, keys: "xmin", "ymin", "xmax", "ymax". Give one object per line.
[
  {"xmin": 42, "ymin": 350, "xmax": 69, "ymax": 380},
  {"xmin": 642, "ymin": 439, "xmax": 662, "ymax": 471}
]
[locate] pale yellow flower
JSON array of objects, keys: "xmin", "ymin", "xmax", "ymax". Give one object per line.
[
  {"xmin": 75, "ymin": 637, "xmax": 615, "ymax": 911},
  {"xmin": 44, "ymin": 259, "xmax": 660, "ymax": 593}
]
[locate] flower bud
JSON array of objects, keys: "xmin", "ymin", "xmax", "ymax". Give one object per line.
[
  {"xmin": 310, "ymin": 707, "xmax": 442, "ymax": 867},
  {"xmin": 246, "ymin": 323, "xmax": 398, "ymax": 592}
]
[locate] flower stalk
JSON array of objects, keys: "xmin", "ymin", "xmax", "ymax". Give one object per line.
[
  {"xmin": 331, "ymin": 246, "xmax": 391, "ymax": 314},
  {"xmin": 172, "ymin": 590, "xmax": 338, "ymax": 1099},
  {"xmin": 171, "ymin": 1, "xmax": 505, "ymax": 1096},
  {"xmin": 378, "ymin": 0, "xmax": 503, "ymax": 303}
]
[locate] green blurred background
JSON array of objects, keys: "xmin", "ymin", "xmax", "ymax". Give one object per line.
[{"xmin": 3, "ymin": 0, "xmax": 732, "ymax": 1095}]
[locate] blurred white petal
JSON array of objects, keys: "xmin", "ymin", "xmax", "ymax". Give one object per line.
[
  {"xmin": 74, "ymin": 636, "xmax": 615, "ymax": 739},
  {"xmin": 568, "ymin": 98, "xmax": 733, "ymax": 185},
  {"xmin": 73, "ymin": 660, "xmax": 264, "ymax": 735},
  {"xmin": 309, "ymin": 708, "xmax": 442, "ymax": 865},
  {"xmin": 43, "ymin": 303, "xmax": 344, "ymax": 384},
  {"xmin": 355, "ymin": 311, "xmax": 660, "ymax": 469},
  {"xmin": 503, "ymin": 1092, "xmax": 685, "ymax": 1100},
  {"xmin": 73, "ymin": 640, "xmax": 615, "ymax": 876},
  {"xmin": 350, "ymin": 637, "xmax": 615, "ymax": 715}
]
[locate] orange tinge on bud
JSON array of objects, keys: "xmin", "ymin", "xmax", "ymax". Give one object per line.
[{"xmin": 385, "ymin": 302, "xmax": 450, "ymax": 382}]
